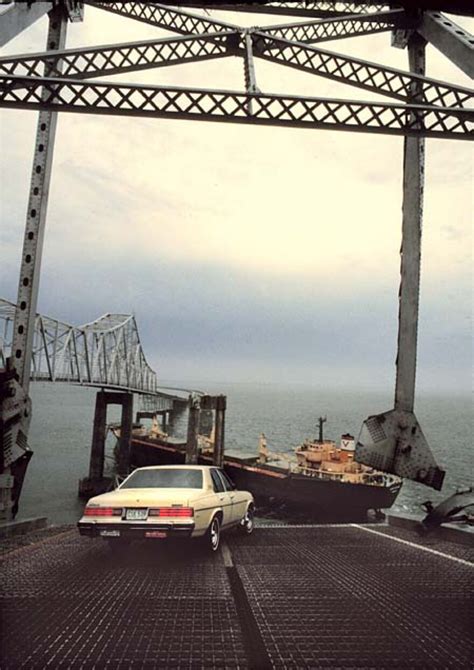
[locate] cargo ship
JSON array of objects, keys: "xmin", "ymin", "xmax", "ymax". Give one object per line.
[{"xmin": 111, "ymin": 415, "xmax": 402, "ymax": 522}]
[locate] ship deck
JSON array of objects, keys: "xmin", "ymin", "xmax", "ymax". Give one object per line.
[{"xmin": 1, "ymin": 520, "xmax": 473, "ymax": 668}]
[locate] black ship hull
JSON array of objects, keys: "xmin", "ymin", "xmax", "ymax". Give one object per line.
[{"xmin": 129, "ymin": 436, "xmax": 402, "ymax": 522}]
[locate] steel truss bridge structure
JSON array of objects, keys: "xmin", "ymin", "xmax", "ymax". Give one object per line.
[
  {"xmin": 0, "ymin": 0, "xmax": 472, "ymax": 520},
  {"xmin": 0, "ymin": 298, "xmax": 163, "ymax": 395}
]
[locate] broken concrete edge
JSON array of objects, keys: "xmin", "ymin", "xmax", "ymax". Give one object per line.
[
  {"xmin": 388, "ymin": 512, "xmax": 474, "ymax": 547},
  {"xmin": 0, "ymin": 516, "xmax": 48, "ymax": 539}
]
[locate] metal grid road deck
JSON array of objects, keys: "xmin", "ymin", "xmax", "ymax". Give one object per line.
[
  {"xmin": 1, "ymin": 531, "xmax": 247, "ymax": 669},
  {"xmin": 228, "ymin": 525, "xmax": 474, "ymax": 669},
  {"xmin": 1, "ymin": 525, "xmax": 473, "ymax": 669}
]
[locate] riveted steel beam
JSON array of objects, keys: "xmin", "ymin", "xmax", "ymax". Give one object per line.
[
  {"xmin": 85, "ymin": 0, "xmax": 238, "ymax": 36},
  {"xmin": 142, "ymin": 1, "xmax": 473, "ymax": 17},
  {"xmin": 257, "ymin": 9, "xmax": 405, "ymax": 44},
  {"xmin": 243, "ymin": 31, "xmax": 258, "ymax": 92},
  {"xmin": 253, "ymin": 33, "xmax": 474, "ymax": 108},
  {"xmin": 0, "ymin": 1, "xmax": 52, "ymax": 48},
  {"xmin": 418, "ymin": 12, "xmax": 474, "ymax": 79},
  {"xmin": 182, "ymin": 2, "xmax": 388, "ymax": 19},
  {"xmin": 11, "ymin": 8, "xmax": 68, "ymax": 394},
  {"xmin": 0, "ymin": 75, "xmax": 472, "ymax": 139},
  {"xmin": 0, "ymin": 31, "xmax": 237, "ymax": 81},
  {"xmin": 395, "ymin": 34, "xmax": 426, "ymax": 414},
  {"xmin": 356, "ymin": 33, "xmax": 446, "ymax": 491}
]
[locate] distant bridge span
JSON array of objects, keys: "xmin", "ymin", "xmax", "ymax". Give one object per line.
[{"xmin": 0, "ymin": 298, "xmax": 182, "ymax": 407}]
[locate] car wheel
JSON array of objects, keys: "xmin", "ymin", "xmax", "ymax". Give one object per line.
[
  {"xmin": 239, "ymin": 504, "xmax": 255, "ymax": 535},
  {"xmin": 206, "ymin": 516, "xmax": 221, "ymax": 552}
]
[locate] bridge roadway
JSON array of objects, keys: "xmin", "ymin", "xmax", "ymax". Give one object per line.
[{"xmin": 1, "ymin": 523, "xmax": 473, "ymax": 669}]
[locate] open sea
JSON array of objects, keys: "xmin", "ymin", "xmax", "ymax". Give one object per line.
[{"xmin": 19, "ymin": 381, "xmax": 472, "ymax": 525}]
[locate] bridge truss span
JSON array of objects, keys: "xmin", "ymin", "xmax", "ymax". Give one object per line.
[{"xmin": 0, "ymin": 298, "xmax": 159, "ymax": 395}]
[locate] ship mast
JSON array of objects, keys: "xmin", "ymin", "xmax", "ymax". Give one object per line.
[{"xmin": 318, "ymin": 416, "xmax": 327, "ymax": 444}]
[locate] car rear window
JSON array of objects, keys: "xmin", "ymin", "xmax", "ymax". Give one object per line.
[{"xmin": 121, "ymin": 469, "xmax": 203, "ymax": 489}]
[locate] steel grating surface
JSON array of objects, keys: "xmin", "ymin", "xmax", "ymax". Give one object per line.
[
  {"xmin": 1, "ymin": 533, "xmax": 247, "ymax": 669},
  {"xmin": 1, "ymin": 525, "xmax": 473, "ymax": 668},
  {"xmin": 228, "ymin": 526, "xmax": 474, "ymax": 669}
]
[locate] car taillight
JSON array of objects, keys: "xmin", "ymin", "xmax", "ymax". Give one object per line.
[
  {"xmin": 84, "ymin": 507, "xmax": 122, "ymax": 517},
  {"xmin": 148, "ymin": 507, "xmax": 194, "ymax": 517}
]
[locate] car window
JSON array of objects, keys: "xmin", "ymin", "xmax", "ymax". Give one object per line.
[
  {"xmin": 218, "ymin": 469, "xmax": 235, "ymax": 491},
  {"xmin": 121, "ymin": 468, "xmax": 203, "ymax": 489},
  {"xmin": 210, "ymin": 469, "xmax": 225, "ymax": 493}
]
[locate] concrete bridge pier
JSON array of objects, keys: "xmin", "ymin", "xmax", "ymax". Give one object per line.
[
  {"xmin": 167, "ymin": 400, "xmax": 187, "ymax": 436},
  {"xmin": 213, "ymin": 395, "xmax": 226, "ymax": 468},
  {"xmin": 78, "ymin": 390, "xmax": 133, "ymax": 499},
  {"xmin": 185, "ymin": 395, "xmax": 227, "ymax": 467}
]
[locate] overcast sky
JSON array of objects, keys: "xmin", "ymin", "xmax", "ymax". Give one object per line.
[{"xmin": 0, "ymin": 5, "xmax": 472, "ymax": 393}]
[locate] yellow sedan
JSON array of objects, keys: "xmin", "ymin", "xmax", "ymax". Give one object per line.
[{"xmin": 77, "ymin": 465, "xmax": 255, "ymax": 551}]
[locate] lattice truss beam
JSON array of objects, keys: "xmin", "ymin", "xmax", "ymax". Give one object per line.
[
  {"xmin": 0, "ymin": 299, "xmax": 159, "ymax": 394},
  {"xmin": 0, "ymin": 1, "xmax": 472, "ymax": 139}
]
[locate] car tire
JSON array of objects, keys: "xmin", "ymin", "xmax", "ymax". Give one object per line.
[
  {"xmin": 205, "ymin": 515, "xmax": 221, "ymax": 552},
  {"xmin": 239, "ymin": 504, "xmax": 255, "ymax": 535}
]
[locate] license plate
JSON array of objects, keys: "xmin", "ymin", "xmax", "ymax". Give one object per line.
[
  {"xmin": 100, "ymin": 529, "xmax": 120, "ymax": 537},
  {"xmin": 126, "ymin": 508, "xmax": 148, "ymax": 520},
  {"xmin": 145, "ymin": 531, "xmax": 167, "ymax": 539}
]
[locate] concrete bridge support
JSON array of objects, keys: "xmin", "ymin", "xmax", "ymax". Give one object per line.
[
  {"xmin": 213, "ymin": 395, "xmax": 226, "ymax": 468},
  {"xmin": 185, "ymin": 394, "xmax": 200, "ymax": 465},
  {"xmin": 167, "ymin": 401, "xmax": 187, "ymax": 436},
  {"xmin": 185, "ymin": 394, "xmax": 227, "ymax": 467},
  {"xmin": 78, "ymin": 390, "xmax": 133, "ymax": 498}
]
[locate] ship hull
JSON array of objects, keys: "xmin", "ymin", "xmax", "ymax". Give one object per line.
[{"xmin": 129, "ymin": 436, "xmax": 401, "ymax": 522}]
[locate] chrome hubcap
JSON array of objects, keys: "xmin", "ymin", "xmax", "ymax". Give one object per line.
[
  {"xmin": 210, "ymin": 519, "xmax": 219, "ymax": 550},
  {"xmin": 244, "ymin": 508, "xmax": 254, "ymax": 532}
]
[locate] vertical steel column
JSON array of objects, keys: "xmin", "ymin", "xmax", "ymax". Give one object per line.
[
  {"xmin": 88, "ymin": 391, "xmax": 107, "ymax": 481},
  {"xmin": 213, "ymin": 395, "xmax": 226, "ymax": 468},
  {"xmin": 11, "ymin": 7, "xmax": 68, "ymax": 393},
  {"xmin": 186, "ymin": 394, "xmax": 200, "ymax": 464},
  {"xmin": 394, "ymin": 34, "xmax": 426, "ymax": 413}
]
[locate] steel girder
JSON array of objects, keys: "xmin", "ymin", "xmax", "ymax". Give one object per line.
[
  {"xmin": 0, "ymin": 4, "xmax": 471, "ymax": 140},
  {"xmin": 86, "ymin": 1, "xmax": 237, "ymax": 36},
  {"xmin": 0, "ymin": 299, "xmax": 158, "ymax": 395},
  {"xmin": 0, "ymin": 75, "xmax": 471, "ymax": 139},
  {"xmin": 0, "ymin": 2, "xmax": 52, "ymax": 48},
  {"xmin": 0, "ymin": 32, "xmax": 238, "ymax": 80},
  {"xmin": 418, "ymin": 11, "xmax": 474, "ymax": 79},
  {"xmin": 88, "ymin": 1, "xmax": 398, "ymax": 42},
  {"xmin": 0, "ymin": 31, "xmax": 470, "ymax": 110},
  {"xmin": 183, "ymin": 3, "xmax": 390, "ymax": 19},
  {"xmin": 252, "ymin": 34, "xmax": 473, "ymax": 109},
  {"xmin": 257, "ymin": 10, "xmax": 404, "ymax": 43}
]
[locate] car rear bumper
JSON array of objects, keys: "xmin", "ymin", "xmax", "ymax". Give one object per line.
[{"xmin": 77, "ymin": 521, "xmax": 195, "ymax": 539}]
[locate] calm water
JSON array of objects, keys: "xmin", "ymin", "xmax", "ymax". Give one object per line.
[{"xmin": 19, "ymin": 382, "xmax": 472, "ymax": 524}]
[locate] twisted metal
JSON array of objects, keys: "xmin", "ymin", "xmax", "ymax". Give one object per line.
[{"xmin": 0, "ymin": 299, "xmax": 159, "ymax": 394}]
